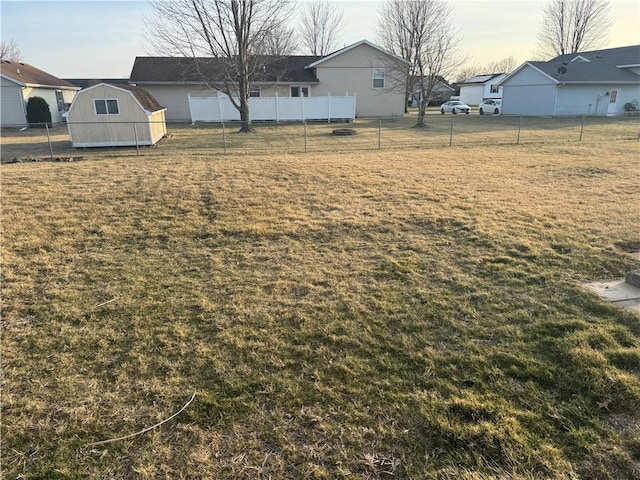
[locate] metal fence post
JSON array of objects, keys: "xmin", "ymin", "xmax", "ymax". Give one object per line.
[
  {"xmin": 222, "ymin": 122, "xmax": 227, "ymax": 154},
  {"xmin": 304, "ymin": 121, "xmax": 308, "ymax": 153},
  {"xmin": 378, "ymin": 119, "xmax": 382, "ymax": 150},
  {"xmin": 579, "ymin": 115, "xmax": 585, "ymax": 141},
  {"xmin": 516, "ymin": 116, "xmax": 522, "ymax": 145},
  {"xmin": 133, "ymin": 122, "xmax": 139, "ymax": 155},
  {"xmin": 44, "ymin": 123, "xmax": 54, "ymax": 160},
  {"xmin": 449, "ymin": 116, "xmax": 454, "ymax": 146}
]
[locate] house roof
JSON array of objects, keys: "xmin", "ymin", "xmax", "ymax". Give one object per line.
[
  {"xmin": 461, "ymin": 73, "xmax": 505, "ymax": 85},
  {"xmin": 75, "ymin": 82, "xmax": 165, "ymax": 113},
  {"xmin": 503, "ymin": 45, "xmax": 640, "ymax": 85},
  {"xmin": 65, "ymin": 78, "xmax": 130, "ymax": 89},
  {"xmin": 130, "ymin": 56, "xmax": 322, "ymax": 84},
  {"xmin": 305, "ymin": 40, "xmax": 411, "ymax": 68},
  {"xmin": 0, "ymin": 60, "xmax": 79, "ymax": 89}
]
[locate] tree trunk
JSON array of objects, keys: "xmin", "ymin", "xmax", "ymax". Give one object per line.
[
  {"xmin": 239, "ymin": 99, "xmax": 252, "ymax": 133},
  {"xmin": 414, "ymin": 100, "xmax": 427, "ymax": 128}
]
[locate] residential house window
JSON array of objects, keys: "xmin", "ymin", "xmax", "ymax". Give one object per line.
[
  {"xmin": 55, "ymin": 90, "xmax": 65, "ymax": 111},
  {"xmin": 490, "ymin": 84, "xmax": 499, "ymax": 94},
  {"xmin": 373, "ymin": 68, "xmax": 385, "ymax": 88},
  {"xmin": 249, "ymin": 86, "xmax": 261, "ymax": 97},
  {"xmin": 94, "ymin": 99, "xmax": 119, "ymax": 115},
  {"xmin": 291, "ymin": 86, "xmax": 309, "ymax": 97}
]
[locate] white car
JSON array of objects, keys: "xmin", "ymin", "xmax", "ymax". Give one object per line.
[
  {"xmin": 440, "ymin": 100, "xmax": 471, "ymax": 114},
  {"xmin": 478, "ymin": 99, "xmax": 502, "ymax": 115}
]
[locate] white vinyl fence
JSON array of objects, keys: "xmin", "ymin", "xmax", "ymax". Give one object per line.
[{"xmin": 188, "ymin": 93, "xmax": 356, "ymax": 123}]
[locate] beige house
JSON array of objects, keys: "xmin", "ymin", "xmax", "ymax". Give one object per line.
[
  {"xmin": 65, "ymin": 83, "xmax": 166, "ymax": 147},
  {"xmin": 129, "ymin": 40, "xmax": 409, "ymax": 122},
  {"xmin": 1, "ymin": 60, "xmax": 79, "ymax": 127}
]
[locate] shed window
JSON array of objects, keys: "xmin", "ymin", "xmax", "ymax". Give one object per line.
[
  {"xmin": 249, "ymin": 86, "xmax": 261, "ymax": 97},
  {"xmin": 94, "ymin": 99, "xmax": 119, "ymax": 115},
  {"xmin": 373, "ymin": 69, "xmax": 385, "ymax": 88}
]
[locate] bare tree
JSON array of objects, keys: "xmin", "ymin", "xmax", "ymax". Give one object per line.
[
  {"xmin": 145, "ymin": 0, "xmax": 294, "ymax": 132},
  {"xmin": 258, "ymin": 22, "xmax": 298, "ymax": 56},
  {"xmin": 455, "ymin": 56, "xmax": 518, "ymax": 82},
  {"xmin": 486, "ymin": 56, "xmax": 518, "ymax": 74},
  {"xmin": 377, "ymin": 0, "xmax": 462, "ymax": 125},
  {"xmin": 1, "ymin": 39, "xmax": 23, "ymax": 62},
  {"xmin": 455, "ymin": 63, "xmax": 481, "ymax": 83},
  {"xmin": 536, "ymin": 0, "xmax": 611, "ymax": 58},
  {"xmin": 299, "ymin": 1, "xmax": 345, "ymax": 56}
]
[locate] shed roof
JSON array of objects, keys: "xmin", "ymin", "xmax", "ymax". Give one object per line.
[
  {"xmin": 130, "ymin": 56, "xmax": 322, "ymax": 84},
  {"xmin": 113, "ymin": 83, "xmax": 165, "ymax": 112},
  {"xmin": 65, "ymin": 78, "xmax": 130, "ymax": 89},
  {"xmin": 75, "ymin": 83, "xmax": 165, "ymax": 113},
  {"xmin": 0, "ymin": 60, "xmax": 79, "ymax": 89}
]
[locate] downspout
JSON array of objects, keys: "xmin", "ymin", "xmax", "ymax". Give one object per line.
[
  {"xmin": 553, "ymin": 82, "xmax": 565, "ymax": 116},
  {"xmin": 20, "ymin": 86, "xmax": 28, "ymax": 125}
]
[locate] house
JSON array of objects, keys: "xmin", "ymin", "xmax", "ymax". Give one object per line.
[
  {"xmin": 64, "ymin": 78, "xmax": 130, "ymax": 90},
  {"xmin": 64, "ymin": 82, "xmax": 166, "ymax": 147},
  {"xmin": 459, "ymin": 73, "xmax": 507, "ymax": 106},
  {"xmin": 408, "ymin": 76, "xmax": 455, "ymax": 107},
  {"xmin": 0, "ymin": 60, "xmax": 80, "ymax": 127},
  {"xmin": 498, "ymin": 45, "xmax": 640, "ymax": 116},
  {"xmin": 129, "ymin": 40, "xmax": 409, "ymax": 122}
]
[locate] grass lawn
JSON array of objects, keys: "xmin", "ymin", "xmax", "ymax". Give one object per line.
[{"xmin": 1, "ymin": 125, "xmax": 639, "ymax": 478}]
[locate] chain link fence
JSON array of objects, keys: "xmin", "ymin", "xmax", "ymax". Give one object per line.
[{"xmin": 1, "ymin": 114, "xmax": 638, "ymax": 163}]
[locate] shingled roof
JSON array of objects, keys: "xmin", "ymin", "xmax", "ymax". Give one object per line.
[
  {"xmin": 110, "ymin": 83, "xmax": 165, "ymax": 112},
  {"xmin": 130, "ymin": 56, "xmax": 323, "ymax": 84},
  {"xmin": 1, "ymin": 60, "xmax": 78, "ymax": 88},
  {"xmin": 514, "ymin": 45, "xmax": 640, "ymax": 84}
]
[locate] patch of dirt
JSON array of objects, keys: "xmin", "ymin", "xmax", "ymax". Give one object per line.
[
  {"xmin": 565, "ymin": 167, "xmax": 616, "ymax": 177},
  {"xmin": 604, "ymin": 413, "xmax": 640, "ymax": 435}
]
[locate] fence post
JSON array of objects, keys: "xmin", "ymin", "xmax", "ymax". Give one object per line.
[
  {"xmin": 275, "ymin": 92, "xmax": 279, "ymax": 123},
  {"xmin": 304, "ymin": 121, "xmax": 307, "ymax": 153},
  {"xmin": 516, "ymin": 116, "xmax": 522, "ymax": 145},
  {"xmin": 579, "ymin": 115, "xmax": 585, "ymax": 141},
  {"xmin": 449, "ymin": 115, "xmax": 454, "ymax": 146},
  {"xmin": 44, "ymin": 123, "xmax": 54, "ymax": 160},
  {"xmin": 378, "ymin": 119, "xmax": 382, "ymax": 150},
  {"xmin": 327, "ymin": 92, "xmax": 331, "ymax": 123},
  {"xmin": 222, "ymin": 121, "xmax": 227, "ymax": 154},
  {"xmin": 133, "ymin": 122, "xmax": 139, "ymax": 155}
]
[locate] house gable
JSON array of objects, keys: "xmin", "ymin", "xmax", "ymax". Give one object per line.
[{"xmin": 305, "ymin": 40, "xmax": 409, "ymax": 69}]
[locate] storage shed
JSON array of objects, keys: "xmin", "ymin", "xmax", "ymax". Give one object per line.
[{"xmin": 65, "ymin": 83, "xmax": 166, "ymax": 147}]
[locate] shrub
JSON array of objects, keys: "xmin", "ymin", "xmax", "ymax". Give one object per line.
[{"xmin": 26, "ymin": 96, "xmax": 52, "ymax": 127}]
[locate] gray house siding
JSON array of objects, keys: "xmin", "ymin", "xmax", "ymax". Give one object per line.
[
  {"xmin": 555, "ymin": 84, "xmax": 640, "ymax": 115},
  {"xmin": 501, "ymin": 84, "xmax": 556, "ymax": 115},
  {"xmin": 1, "ymin": 77, "xmax": 27, "ymax": 126}
]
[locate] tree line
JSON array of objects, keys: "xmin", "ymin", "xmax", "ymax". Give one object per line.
[{"xmin": 2, "ymin": 0, "xmax": 612, "ymax": 132}]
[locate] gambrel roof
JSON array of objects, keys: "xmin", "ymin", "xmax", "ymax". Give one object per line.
[{"xmin": 71, "ymin": 82, "xmax": 165, "ymax": 113}]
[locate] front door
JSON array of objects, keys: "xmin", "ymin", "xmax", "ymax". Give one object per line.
[{"xmin": 607, "ymin": 89, "xmax": 619, "ymax": 116}]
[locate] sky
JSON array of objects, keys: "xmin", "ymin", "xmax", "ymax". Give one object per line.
[{"xmin": 1, "ymin": 0, "xmax": 639, "ymax": 79}]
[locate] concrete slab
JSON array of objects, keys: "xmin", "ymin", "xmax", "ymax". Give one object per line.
[{"xmin": 583, "ymin": 279, "xmax": 640, "ymax": 313}]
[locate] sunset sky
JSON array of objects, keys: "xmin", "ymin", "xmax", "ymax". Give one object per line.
[{"xmin": 2, "ymin": 0, "xmax": 639, "ymax": 79}]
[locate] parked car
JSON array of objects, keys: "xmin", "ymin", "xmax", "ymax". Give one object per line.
[
  {"xmin": 440, "ymin": 100, "xmax": 471, "ymax": 114},
  {"xmin": 478, "ymin": 99, "xmax": 502, "ymax": 115}
]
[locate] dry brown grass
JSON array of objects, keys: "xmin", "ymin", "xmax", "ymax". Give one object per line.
[{"xmin": 1, "ymin": 124, "xmax": 639, "ymax": 478}]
